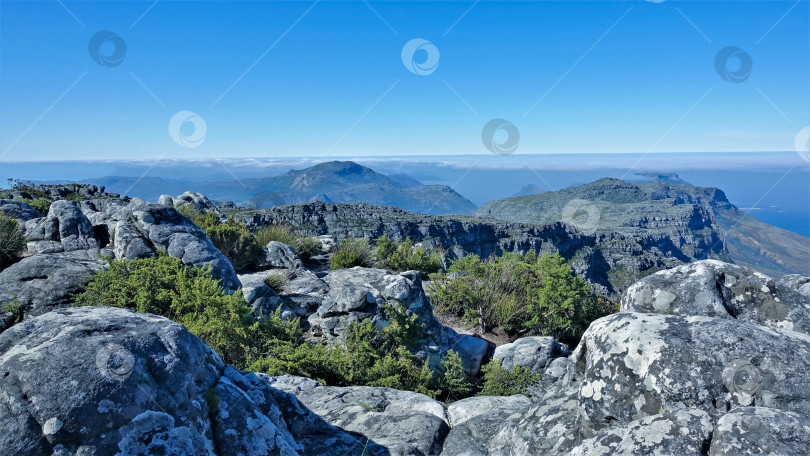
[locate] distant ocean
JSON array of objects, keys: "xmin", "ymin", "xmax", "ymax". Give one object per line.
[{"xmin": 2, "ymin": 152, "xmax": 808, "ymax": 237}]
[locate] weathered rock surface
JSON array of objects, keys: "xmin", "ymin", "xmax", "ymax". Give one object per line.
[
  {"xmin": 0, "ymin": 250, "xmax": 109, "ymax": 332},
  {"xmin": 259, "ymin": 241, "xmax": 304, "ymax": 270},
  {"xmin": 237, "ymin": 271, "xmax": 285, "ymax": 319},
  {"xmin": 709, "ymin": 407, "xmax": 810, "ymax": 455},
  {"xmin": 0, "ymin": 307, "xmax": 376, "ymax": 455},
  {"xmin": 493, "ymin": 336, "xmax": 571, "ymax": 374},
  {"xmin": 24, "ymin": 201, "xmax": 100, "ymax": 254},
  {"xmin": 0, "ymin": 199, "xmax": 43, "ymax": 226},
  {"xmin": 160, "ymin": 191, "xmax": 223, "ymax": 217},
  {"xmin": 574, "ymin": 312, "xmax": 810, "ymax": 436},
  {"xmin": 621, "ymin": 260, "xmax": 810, "ymax": 334},
  {"xmin": 569, "ymin": 408, "xmax": 713, "ymax": 456},
  {"xmin": 780, "ymin": 274, "xmax": 810, "ymax": 299},
  {"xmin": 268, "ymin": 375, "xmax": 449, "ymax": 456},
  {"xmin": 446, "ymin": 395, "xmax": 531, "ymax": 427}
]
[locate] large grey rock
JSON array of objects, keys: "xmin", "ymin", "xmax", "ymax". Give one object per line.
[
  {"xmin": 0, "ymin": 199, "xmax": 43, "ymax": 226},
  {"xmin": 268, "ymin": 375, "xmax": 449, "ymax": 456},
  {"xmin": 24, "ymin": 200, "xmax": 99, "ymax": 254},
  {"xmin": 569, "ymin": 408, "xmax": 713, "ymax": 456},
  {"xmin": 573, "ymin": 312, "xmax": 810, "ymax": 437},
  {"xmin": 621, "ymin": 260, "xmax": 810, "ymax": 335},
  {"xmin": 446, "ymin": 331, "xmax": 490, "ymax": 376},
  {"xmin": 780, "ymin": 274, "xmax": 810, "ymax": 299},
  {"xmin": 258, "ymin": 241, "xmax": 304, "ymax": 270},
  {"xmin": 108, "ymin": 201, "xmax": 240, "ymax": 290},
  {"xmin": 0, "ymin": 307, "xmax": 372, "ymax": 455},
  {"xmin": 238, "ymin": 270, "xmax": 285, "ymax": 319},
  {"xmin": 171, "ymin": 191, "xmax": 222, "ymax": 216},
  {"xmin": 446, "ymin": 395, "xmax": 531, "ymax": 427},
  {"xmin": 493, "ymin": 336, "xmax": 572, "ymax": 374},
  {"xmin": 709, "ymin": 407, "xmax": 810, "ymax": 455},
  {"xmin": 0, "ymin": 250, "xmax": 109, "ymax": 332}
]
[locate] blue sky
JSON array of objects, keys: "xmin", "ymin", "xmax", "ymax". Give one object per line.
[{"xmin": 1, "ymin": 0, "xmax": 808, "ymax": 161}]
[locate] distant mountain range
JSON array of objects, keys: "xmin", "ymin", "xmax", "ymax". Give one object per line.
[
  {"xmin": 71, "ymin": 161, "xmax": 477, "ymax": 216},
  {"xmin": 476, "ymin": 178, "xmax": 810, "ymax": 278}
]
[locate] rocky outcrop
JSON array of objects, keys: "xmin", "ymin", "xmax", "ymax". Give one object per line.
[
  {"xmin": 621, "ymin": 260, "xmax": 810, "ymax": 334},
  {"xmin": 24, "ymin": 200, "xmax": 100, "ymax": 254},
  {"xmin": 0, "ymin": 199, "xmax": 43, "ymax": 226},
  {"xmin": 0, "ymin": 307, "xmax": 380, "ymax": 456},
  {"xmin": 258, "ymin": 241, "xmax": 304, "ymax": 270},
  {"xmin": 709, "ymin": 407, "xmax": 810, "ymax": 455},
  {"xmin": 492, "ymin": 336, "xmax": 571, "ymax": 374},
  {"xmin": 0, "ymin": 249, "xmax": 109, "ymax": 332},
  {"xmin": 159, "ymin": 191, "xmax": 223, "ymax": 217}
]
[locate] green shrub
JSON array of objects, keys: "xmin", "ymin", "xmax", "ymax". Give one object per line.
[
  {"xmin": 264, "ymin": 272, "xmax": 288, "ymax": 292},
  {"xmin": 206, "ymin": 221, "xmax": 260, "ymax": 272},
  {"xmin": 0, "ymin": 212, "xmax": 25, "ymax": 271},
  {"xmin": 429, "ymin": 251, "xmax": 614, "ymax": 346},
  {"xmin": 72, "ymin": 254, "xmax": 296, "ymax": 368},
  {"xmin": 440, "ymin": 350, "xmax": 473, "ymax": 400},
  {"xmin": 27, "ymin": 198, "xmax": 51, "ymax": 215},
  {"xmin": 477, "ymin": 358, "xmax": 540, "ymax": 397},
  {"xmin": 375, "ymin": 235, "xmax": 443, "ymax": 274},
  {"xmin": 330, "ymin": 238, "xmax": 374, "ymax": 269},
  {"xmin": 254, "ymin": 225, "xmax": 321, "ymax": 260},
  {"xmin": 1, "ymin": 295, "xmax": 23, "ymax": 325}
]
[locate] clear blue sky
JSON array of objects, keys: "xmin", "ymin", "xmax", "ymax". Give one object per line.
[{"xmin": 1, "ymin": 0, "xmax": 808, "ymax": 161}]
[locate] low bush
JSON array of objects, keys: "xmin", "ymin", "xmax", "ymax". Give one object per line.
[
  {"xmin": 330, "ymin": 238, "xmax": 375, "ymax": 269},
  {"xmin": 254, "ymin": 225, "xmax": 322, "ymax": 260},
  {"xmin": 206, "ymin": 221, "xmax": 260, "ymax": 272},
  {"xmin": 429, "ymin": 251, "xmax": 614, "ymax": 346},
  {"xmin": 477, "ymin": 358, "xmax": 540, "ymax": 397},
  {"xmin": 264, "ymin": 272, "xmax": 288, "ymax": 292},
  {"xmin": 374, "ymin": 235, "xmax": 443, "ymax": 274},
  {"xmin": 0, "ymin": 212, "xmax": 25, "ymax": 271},
  {"xmin": 26, "ymin": 198, "xmax": 51, "ymax": 215}
]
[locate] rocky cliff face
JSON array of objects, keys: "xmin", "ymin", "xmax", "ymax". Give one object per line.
[{"xmin": 238, "ymin": 200, "xmax": 727, "ymax": 295}]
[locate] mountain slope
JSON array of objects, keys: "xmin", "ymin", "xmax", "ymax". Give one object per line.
[
  {"xmin": 245, "ymin": 161, "xmax": 477, "ymax": 215},
  {"xmin": 476, "ymin": 178, "xmax": 809, "ymax": 277}
]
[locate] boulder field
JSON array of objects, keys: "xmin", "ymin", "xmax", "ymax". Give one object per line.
[{"xmin": 1, "ymin": 192, "xmax": 809, "ymax": 454}]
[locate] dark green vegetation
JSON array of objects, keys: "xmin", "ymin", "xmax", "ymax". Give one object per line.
[
  {"xmin": 429, "ymin": 251, "xmax": 615, "ymax": 347},
  {"xmin": 0, "ymin": 213, "xmax": 25, "ymax": 271},
  {"xmin": 74, "ymin": 255, "xmax": 542, "ymax": 401},
  {"xmin": 478, "ymin": 358, "xmax": 541, "ymax": 397},
  {"xmin": 330, "ymin": 236, "xmax": 443, "ymax": 274},
  {"xmin": 178, "ymin": 204, "xmax": 320, "ymax": 271}
]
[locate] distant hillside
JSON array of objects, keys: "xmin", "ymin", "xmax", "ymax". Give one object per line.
[
  {"xmin": 71, "ymin": 161, "xmax": 477, "ymax": 216},
  {"xmin": 245, "ymin": 161, "xmax": 477, "ymax": 215},
  {"xmin": 476, "ymin": 178, "xmax": 810, "ymax": 277}
]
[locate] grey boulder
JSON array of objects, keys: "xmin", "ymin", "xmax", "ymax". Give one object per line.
[
  {"xmin": 0, "ymin": 307, "xmax": 372, "ymax": 456},
  {"xmin": 259, "ymin": 241, "xmax": 304, "ymax": 270},
  {"xmin": 0, "ymin": 250, "xmax": 109, "ymax": 332},
  {"xmin": 709, "ymin": 407, "xmax": 810, "ymax": 455},
  {"xmin": 0, "ymin": 199, "xmax": 43, "ymax": 226},
  {"xmin": 24, "ymin": 200, "xmax": 99, "ymax": 254},
  {"xmin": 268, "ymin": 374, "xmax": 449, "ymax": 456},
  {"xmin": 621, "ymin": 260, "xmax": 810, "ymax": 335},
  {"xmin": 493, "ymin": 336, "xmax": 572, "ymax": 375}
]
